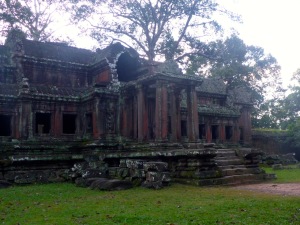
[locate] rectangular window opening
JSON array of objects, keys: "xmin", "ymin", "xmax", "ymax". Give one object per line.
[
  {"xmin": 63, "ymin": 114, "xmax": 77, "ymax": 134},
  {"xmin": 0, "ymin": 115, "xmax": 11, "ymax": 136},
  {"xmin": 35, "ymin": 113, "xmax": 51, "ymax": 134}
]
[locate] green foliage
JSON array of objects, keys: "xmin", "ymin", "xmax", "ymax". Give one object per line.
[
  {"xmin": 252, "ymin": 128, "xmax": 287, "ymax": 136},
  {"xmin": 286, "ymin": 118, "xmax": 300, "ymax": 148},
  {"xmin": 0, "ymin": 183, "xmax": 299, "ymax": 224},
  {"xmin": 69, "ymin": 0, "xmax": 240, "ymax": 62},
  {"xmin": 187, "ymin": 35, "xmax": 282, "ymax": 109},
  {"xmin": 255, "ymin": 67, "xmax": 300, "ymax": 130},
  {"xmin": 0, "ymin": 0, "xmax": 67, "ymax": 41}
]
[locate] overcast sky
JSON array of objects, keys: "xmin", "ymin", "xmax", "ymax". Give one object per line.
[
  {"xmin": 220, "ymin": 0, "xmax": 300, "ymax": 86},
  {"xmin": 1, "ymin": 0, "xmax": 299, "ymax": 87},
  {"xmin": 69, "ymin": 0, "xmax": 300, "ymax": 87}
]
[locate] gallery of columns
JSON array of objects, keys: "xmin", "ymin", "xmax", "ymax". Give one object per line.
[{"xmin": 120, "ymin": 74, "xmax": 206, "ymax": 142}]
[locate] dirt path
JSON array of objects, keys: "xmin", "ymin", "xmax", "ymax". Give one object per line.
[{"xmin": 233, "ymin": 183, "xmax": 300, "ymax": 196}]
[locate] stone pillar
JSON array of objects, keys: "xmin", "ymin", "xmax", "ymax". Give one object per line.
[
  {"xmin": 187, "ymin": 86, "xmax": 199, "ymax": 141},
  {"xmin": 53, "ymin": 106, "xmax": 61, "ymax": 137},
  {"xmin": 137, "ymin": 84, "xmax": 148, "ymax": 142},
  {"xmin": 133, "ymin": 95, "xmax": 138, "ymax": 140},
  {"xmin": 98, "ymin": 101, "xmax": 106, "ymax": 138},
  {"xmin": 169, "ymin": 86, "xmax": 181, "ymax": 142},
  {"xmin": 92, "ymin": 98, "xmax": 100, "ymax": 138},
  {"xmin": 206, "ymin": 123, "xmax": 211, "ymax": 143},
  {"xmin": 24, "ymin": 101, "xmax": 33, "ymax": 139},
  {"xmin": 120, "ymin": 96, "xmax": 127, "ymax": 138},
  {"xmin": 232, "ymin": 120, "xmax": 239, "ymax": 143},
  {"xmin": 155, "ymin": 80, "xmax": 168, "ymax": 141},
  {"xmin": 220, "ymin": 121, "xmax": 225, "ymax": 143}
]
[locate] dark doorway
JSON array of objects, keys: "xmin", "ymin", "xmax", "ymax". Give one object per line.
[
  {"xmin": 116, "ymin": 52, "xmax": 140, "ymax": 82},
  {"xmin": 225, "ymin": 126, "xmax": 233, "ymax": 140},
  {"xmin": 199, "ymin": 124, "xmax": 206, "ymax": 139},
  {"xmin": 181, "ymin": 120, "xmax": 187, "ymax": 137},
  {"xmin": 85, "ymin": 113, "xmax": 93, "ymax": 133},
  {"xmin": 240, "ymin": 127, "xmax": 244, "ymax": 142},
  {"xmin": 0, "ymin": 115, "xmax": 11, "ymax": 136},
  {"xmin": 148, "ymin": 98, "xmax": 155, "ymax": 139},
  {"xmin": 35, "ymin": 113, "xmax": 51, "ymax": 134},
  {"xmin": 63, "ymin": 114, "xmax": 77, "ymax": 134},
  {"xmin": 211, "ymin": 125, "xmax": 219, "ymax": 140}
]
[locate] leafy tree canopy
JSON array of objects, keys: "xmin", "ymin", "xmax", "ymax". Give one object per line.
[
  {"xmin": 69, "ymin": 0, "xmax": 240, "ymax": 63},
  {"xmin": 286, "ymin": 118, "xmax": 300, "ymax": 148},
  {"xmin": 0, "ymin": 0, "xmax": 68, "ymax": 42},
  {"xmin": 187, "ymin": 35, "xmax": 282, "ymax": 106}
]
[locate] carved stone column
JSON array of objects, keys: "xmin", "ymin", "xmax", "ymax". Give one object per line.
[
  {"xmin": 206, "ymin": 122, "xmax": 211, "ymax": 143},
  {"xmin": 137, "ymin": 84, "xmax": 148, "ymax": 142},
  {"xmin": 155, "ymin": 80, "xmax": 168, "ymax": 141},
  {"xmin": 187, "ymin": 86, "xmax": 199, "ymax": 141},
  {"xmin": 92, "ymin": 98, "xmax": 100, "ymax": 138},
  {"xmin": 169, "ymin": 85, "xmax": 181, "ymax": 142},
  {"xmin": 133, "ymin": 95, "xmax": 138, "ymax": 140},
  {"xmin": 220, "ymin": 121, "xmax": 225, "ymax": 143}
]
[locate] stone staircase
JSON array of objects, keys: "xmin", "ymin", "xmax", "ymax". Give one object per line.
[
  {"xmin": 213, "ymin": 149, "xmax": 266, "ymax": 185},
  {"xmin": 173, "ymin": 148, "xmax": 269, "ymax": 186}
]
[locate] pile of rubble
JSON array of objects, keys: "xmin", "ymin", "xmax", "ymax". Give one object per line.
[{"xmin": 69, "ymin": 158, "xmax": 171, "ymax": 190}]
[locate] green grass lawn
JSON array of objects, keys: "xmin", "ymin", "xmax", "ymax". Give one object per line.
[
  {"xmin": 0, "ymin": 167, "xmax": 299, "ymax": 225},
  {"xmin": 263, "ymin": 164, "xmax": 300, "ymax": 183}
]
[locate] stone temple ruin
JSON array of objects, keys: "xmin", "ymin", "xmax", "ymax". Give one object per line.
[{"xmin": 0, "ymin": 30, "xmax": 271, "ymax": 189}]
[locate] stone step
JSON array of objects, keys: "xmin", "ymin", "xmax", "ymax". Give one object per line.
[
  {"xmin": 215, "ymin": 149, "xmax": 236, "ymax": 157},
  {"xmin": 221, "ymin": 168, "xmax": 254, "ymax": 176},
  {"xmin": 218, "ymin": 165, "xmax": 246, "ymax": 170},
  {"xmin": 218, "ymin": 174, "xmax": 267, "ymax": 186},
  {"xmin": 215, "ymin": 158, "xmax": 244, "ymax": 166}
]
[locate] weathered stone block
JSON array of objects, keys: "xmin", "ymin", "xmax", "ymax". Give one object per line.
[
  {"xmin": 75, "ymin": 177, "xmax": 88, "ymax": 187},
  {"xmin": 88, "ymin": 161, "xmax": 107, "ymax": 169},
  {"xmin": 187, "ymin": 159, "xmax": 203, "ymax": 167},
  {"xmin": 176, "ymin": 166, "xmax": 198, "ymax": 171},
  {"xmin": 195, "ymin": 170, "xmax": 222, "ymax": 179},
  {"xmin": 129, "ymin": 169, "xmax": 145, "ymax": 178},
  {"xmin": 176, "ymin": 170, "xmax": 196, "ymax": 178},
  {"xmin": 119, "ymin": 159, "xmax": 127, "ymax": 168},
  {"xmin": 117, "ymin": 168, "xmax": 130, "ymax": 178},
  {"xmin": 141, "ymin": 181, "xmax": 163, "ymax": 189},
  {"xmin": 143, "ymin": 161, "xmax": 168, "ymax": 172},
  {"xmin": 126, "ymin": 159, "xmax": 144, "ymax": 169},
  {"xmin": 90, "ymin": 178, "xmax": 133, "ymax": 191},
  {"xmin": 14, "ymin": 172, "xmax": 36, "ymax": 184},
  {"xmin": 145, "ymin": 171, "xmax": 171, "ymax": 182},
  {"xmin": 82, "ymin": 168, "xmax": 106, "ymax": 178},
  {"xmin": 4, "ymin": 171, "xmax": 16, "ymax": 182},
  {"xmin": 108, "ymin": 167, "xmax": 119, "ymax": 177}
]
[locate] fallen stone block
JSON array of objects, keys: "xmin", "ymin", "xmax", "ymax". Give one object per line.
[
  {"xmin": 146, "ymin": 171, "xmax": 171, "ymax": 183},
  {"xmin": 90, "ymin": 178, "xmax": 133, "ymax": 191},
  {"xmin": 141, "ymin": 181, "xmax": 163, "ymax": 189},
  {"xmin": 126, "ymin": 159, "xmax": 144, "ymax": 169}
]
